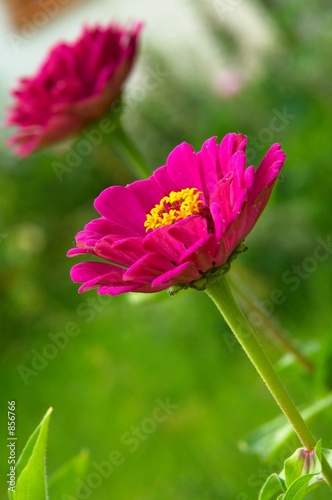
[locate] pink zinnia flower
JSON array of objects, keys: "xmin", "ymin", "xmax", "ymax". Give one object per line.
[
  {"xmin": 68, "ymin": 133, "xmax": 286, "ymax": 295},
  {"xmin": 6, "ymin": 23, "xmax": 142, "ymax": 156}
]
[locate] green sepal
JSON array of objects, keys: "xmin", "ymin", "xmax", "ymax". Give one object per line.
[{"xmin": 284, "ymin": 441, "xmax": 322, "ymax": 488}]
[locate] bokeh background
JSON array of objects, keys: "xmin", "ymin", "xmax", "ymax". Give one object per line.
[{"xmin": 1, "ymin": 0, "xmax": 332, "ymax": 498}]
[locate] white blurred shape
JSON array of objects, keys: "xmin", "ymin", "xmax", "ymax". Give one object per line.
[{"xmin": 0, "ymin": 0, "xmax": 278, "ymax": 95}]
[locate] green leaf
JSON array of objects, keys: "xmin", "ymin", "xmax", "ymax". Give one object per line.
[
  {"xmin": 284, "ymin": 441, "xmax": 322, "ymax": 488},
  {"xmin": 48, "ymin": 449, "xmax": 89, "ymax": 498},
  {"xmin": 243, "ymin": 394, "xmax": 332, "ymax": 458},
  {"xmin": 305, "ymin": 478, "xmax": 323, "ymax": 495},
  {"xmin": 282, "ymin": 475, "xmax": 312, "ymax": 500},
  {"xmin": 259, "ymin": 473, "xmax": 286, "ymax": 499},
  {"xmin": 240, "ymin": 412, "xmax": 292, "ymax": 459},
  {"xmin": 8, "ymin": 407, "xmax": 52, "ymax": 500},
  {"xmin": 322, "ymin": 448, "xmax": 332, "ymax": 467}
]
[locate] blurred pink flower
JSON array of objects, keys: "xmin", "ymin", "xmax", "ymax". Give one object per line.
[
  {"xmin": 6, "ymin": 22, "xmax": 142, "ymax": 156},
  {"xmin": 214, "ymin": 67, "xmax": 246, "ymax": 98},
  {"xmin": 68, "ymin": 133, "xmax": 286, "ymax": 295}
]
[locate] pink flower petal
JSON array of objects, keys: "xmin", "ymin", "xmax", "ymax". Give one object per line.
[
  {"xmin": 143, "ymin": 227, "xmax": 186, "ymax": 262},
  {"xmin": 127, "ymin": 177, "xmax": 165, "ymax": 212},
  {"xmin": 165, "ymin": 217, "xmax": 218, "ymax": 271},
  {"xmin": 95, "ymin": 236, "xmax": 145, "ymax": 267},
  {"xmin": 94, "ymin": 186, "xmax": 147, "ymax": 234},
  {"xmin": 165, "ymin": 142, "xmax": 205, "ymax": 195},
  {"xmin": 197, "ymin": 136, "xmax": 220, "ymax": 197},
  {"xmin": 219, "ymin": 133, "xmax": 247, "ymax": 175},
  {"xmin": 70, "ymin": 261, "xmax": 125, "ymax": 292},
  {"xmin": 123, "ymin": 253, "xmax": 176, "ymax": 283},
  {"xmin": 210, "ymin": 175, "xmax": 234, "ymax": 233},
  {"xmin": 250, "ymin": 144, "xmax": 286, "ymax": 201},
  {"xmin": 153, "ymin": 165, "xmax": 178, "ymax": 195},
  {"xmin": 152, "ymin": 261, "xmax": 198, "ymax": 287}
]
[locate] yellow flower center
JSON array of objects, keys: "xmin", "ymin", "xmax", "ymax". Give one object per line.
[{"xmin": 144, "ymin": 188, "xmax": 204, "ymax": 231}]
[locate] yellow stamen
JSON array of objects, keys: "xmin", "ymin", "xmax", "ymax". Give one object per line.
[{"xmin": 144, "ymin": 188, "xmax": 203, "ymax": 232}]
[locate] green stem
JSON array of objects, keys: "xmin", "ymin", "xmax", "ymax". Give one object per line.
[
  {"xmin": 228, "ymin": 273, "xmax": 315, "ymax": 373},
  {"xmin": 110, "ymin": 122, "xmax": 150, "ymax": 179},
  {"xmin": 205, "ymin": 275, "xmax": 332, "ymax": 489}
]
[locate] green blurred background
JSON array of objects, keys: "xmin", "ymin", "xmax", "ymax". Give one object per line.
[{"xmin": 1, "ymin": 1, "xmax": 332, "ymax": 498}]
